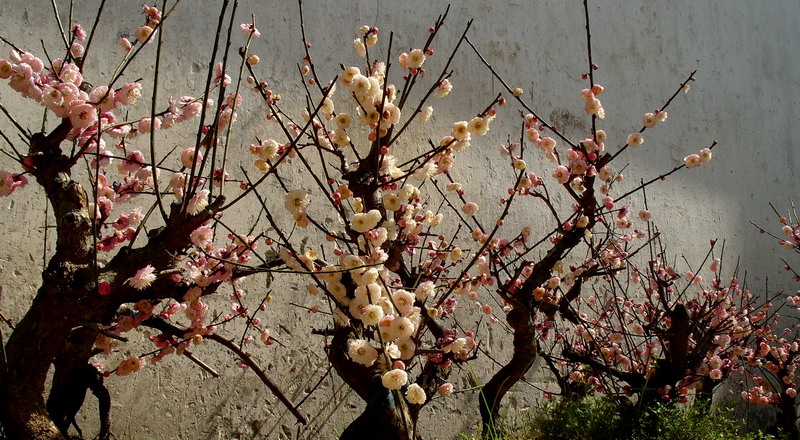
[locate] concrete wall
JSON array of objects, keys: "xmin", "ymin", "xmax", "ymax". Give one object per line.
[{"xmin": 0, "ymin": 0, "xmax": 798, "ymax": 438}]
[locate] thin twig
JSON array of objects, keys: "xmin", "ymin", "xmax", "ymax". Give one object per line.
[
  {"xmin": 464, "ymin": 36, "xmax": 576, "ymax": 149},
  {"xmin": 613, "ymin": 140, "xmax": 717, "ymax": 202},
  {"xmin": 583, "ymin": 0, "xmax": 598, "ymax": 140},
  {"xmin": 148, "ymin": 0, "xmax": 169, "ymax": 223},
  {"xmin": 206, "ymin": 332, "xmax": 308, "ymax": 424},
  {"xmin": 0, "ymin": 35, "xmax": 23, "ymax": 54},
  {"xmin": 79, "ymin": 0, "xmax": 107, "ymax": 66},
  {"xmin": 0, "ymin": 103, "xmax": 32, "ymax": 140},
  {"xmin": 182, "ymin": 350, "xmax": 220, "ymax": 377},
  {"xmin": 600, "ymin": 69, "xmax": 697, "ymax": 167},
  {"xmin": 50, "ymin": 0, "xmax": 70, "ymax": 51}
]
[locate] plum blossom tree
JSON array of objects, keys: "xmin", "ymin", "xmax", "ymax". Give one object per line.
[
  {"xmin": 459, "ymin": 2, "xmax": 717, "ymax": 435},
  {"xmin": 0, "ymin": 3, "xmax": 303, "ymax": 438},
  {"xmin": 540, "ymin": 239, "xmax": 774, "ymax": 409},
  {"xmin": 0, "ymin": 1, "xmax": 722, "ymax": 440},
  {"xmin": 538, "ymin": 207, "xmax": 800, "ymax": 436},
  {"xmin": 743, "ymin": 205, "xmax": 800, "ymax": 436}
]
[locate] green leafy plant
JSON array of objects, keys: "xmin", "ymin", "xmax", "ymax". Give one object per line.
[
  {"xmin": 463, "ymin": 397, "xmax": 779, "ymax": 440},
  {"xmin": 629, "ymin": 403, "xmax": 775, "ymax": 440}
]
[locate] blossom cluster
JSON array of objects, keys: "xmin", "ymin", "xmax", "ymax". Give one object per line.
[
  {"xmin": 239, "ymin": 21, "xmax": 503, "ymax": 406},
  {"xmin": 547, "ymin": 249, "xmax": 770, "ymax": 404},
  {"xmin": 0, "ymin": 5, "xmax": 274, "ymax": 378},
  {"xmin": 739, "ymin": 210, "xmax": 800, "ymax": 415},
  {"xmin": 0, "ymin": 5, "xmax": 215, "ymax": 208}
]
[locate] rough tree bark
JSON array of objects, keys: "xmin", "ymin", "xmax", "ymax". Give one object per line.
[
  {"xmin": 1, "ymin": 122, "xmax": 94, "ymax": 440},
  {"xmin": 772, "ymin": 394, "xmax": 799, "ymax": 438},
  {"xmin": 0, "ymin": 120, "xmax": 225, "ymax": 439},
  {"xmin": 480, "ymin": 180, "xmax": 596, "ymax": 437},
  {"xmin": 329, "ymin": 327, "xmax": 421, "ymax": 440},
  {"xmin": 47, "ymin": 326, "xmax": 112, "ymax": 440}
]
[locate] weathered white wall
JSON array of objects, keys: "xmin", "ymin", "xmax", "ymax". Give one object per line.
[{"xmin": 0, "ymin": 0, "xmax": 798, "ymax": 438}]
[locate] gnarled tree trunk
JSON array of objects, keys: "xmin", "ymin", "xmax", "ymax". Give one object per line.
[
  {"xmin": 328, "ymin": 327, "xmax": 422, "ymax": 440},
  {"xmin": 2, "ymin": 267, "xmax": 93, "ymax": 440},
  {"xmin": 47, "ymin": 326, "xmax": 112, "ymax": 440},
  {"xmin": 480, "ymin": 184, "xmax": 594, "ymax": 437},
  {"xmin": 479, "ymin": 307, "xmax": 538, "ymax": 438},
  {"xmin": 0, "ymin": 120, "xmax": 224, "ymax": 439},
  {"xmin": 772, "ymin": 393, "xmax": 799, "ymax": 438},
  {"xmin": 1, "ymin": 124, "xmax": 94, "ymax": 440}
]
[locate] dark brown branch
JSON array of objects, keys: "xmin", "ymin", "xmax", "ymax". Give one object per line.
[
  {"xmin": 464, "ymin": 36, "xmax": 576, "ymax": 149},
  {"xmin": 182, "ymin": 350, "xmax": 220, "ymax": 377},
  {"xmin": 141, "ymin": 316, "xmax": 307, "ymax": 424},
  {"xmin": 598, "ymin": 70, "xmax": 698, "ymax": 167}
]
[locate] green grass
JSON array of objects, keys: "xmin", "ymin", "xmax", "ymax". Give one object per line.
[{"xmin": 463, "ymin": 397, "xmax": 782, "ymax": 440}]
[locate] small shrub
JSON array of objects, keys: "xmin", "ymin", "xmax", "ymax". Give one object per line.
[
  {"xmin": 464, "ymin": 397, "xmax": 779, "ymax": 440},
  {"xmin": 629, "ymin": 403, "xmax": 769, "ymax": 440},
  {"xmin": 524, "ymin": 397, "xmax": 628, "ymax": 440}
]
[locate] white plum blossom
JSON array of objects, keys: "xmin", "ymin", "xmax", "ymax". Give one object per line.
[
  {"xmin": 451, "ymin": 121, "xmax": 469, "ymax": 141},
  {"xmin": 186, "ymin": 189, "xmax": 210, "ymax": 215},
  {"xmin": 627, "ymin": 132, "xmax": 644, "ymax": 147},
  {"xmin": 381, "ymin": 369, "xmax": 408, "ymax": 390},
  {"xmin": 351, "ymin": 209, "xmax": 382, "ymax": 233},
  {"xmin": 684, "ymin": 154, "xmax": 701, "ymax": 168},
  {"xmin": 414, "ymin": 281, "xmax": 435, "ymax": 300},
  {"xmin": 405, "ymin": 383, "xmax": 426, "ymax": 405},
  {"xmin": 467, "ymin": 116, "xmax": 490, "ymax": 137},
  {"xmin": 348, "ymin": 339, "xmax": 378, "ymax": 367},
  {"xmin": 360, "ymin": 304, "xmax": 384, "ymax": 326},
  {"xmin": 284, "ymin": 190, "xmax": 310, "ymax": 215}
]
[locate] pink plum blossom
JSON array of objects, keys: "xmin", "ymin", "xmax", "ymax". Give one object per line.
[
  {"xmin": 240, "ymin": 23, "xmax": 261, "ymax": 39},
  {"xmin": 127, "ymin": 265, "xmax": 157, "ymax": 290},
  {"xmin": 190, "ymin": 226, "xmax": 214, "ymax": 249},
  {"xmin": 552, "ymin": 165, "xmax": 570, "ymax": 184}
]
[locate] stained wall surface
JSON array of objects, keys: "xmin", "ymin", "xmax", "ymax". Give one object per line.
[{"xmin": 0, "ymin": 1, "xmax": 798, "ymax": 439}]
